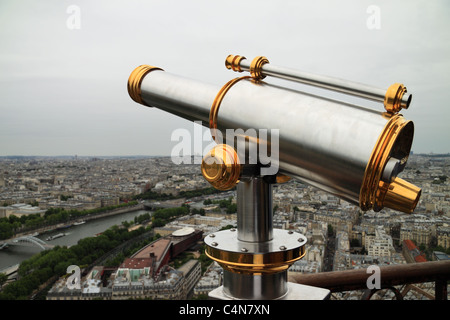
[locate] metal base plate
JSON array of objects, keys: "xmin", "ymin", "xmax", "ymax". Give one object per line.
[{"xmin": 209, "ymin": 282, "xmax": 330, "ymax": 300}]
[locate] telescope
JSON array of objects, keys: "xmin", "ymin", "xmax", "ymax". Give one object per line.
[{"xmin": 128, "ymin": 55, "xmax": 421, "ymax": 300}]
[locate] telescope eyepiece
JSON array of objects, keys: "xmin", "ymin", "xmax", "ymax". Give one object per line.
[{"xmin": 377, "ymin": 178, "xmax": 422, "ymax": 214}]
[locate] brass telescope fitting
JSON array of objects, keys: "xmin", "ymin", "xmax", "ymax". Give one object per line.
[
  {"xmin": 384, "ymin": 83, "xmax": 410, "ymax": 114},
  {"xmin": 225, "ymin": 55, "xmax": 269, "ymax": 81},
  {"xmin": 249, "ymin": 56, "xmax": 269, "ymax": 80},
  {"xmin": 377, "ymin": 178, "xmax": 422, "ymax": 214},
  {"xmin": 359, "ymin": 114, "xmax": 421, "ymax": 213},
  {"xmin": 127, "ymin": 65, "xmax": 163, "ymax": 106},
  {"xmin": 201, "ymin": 144, "xmax": 292, "ymax": 191},
  {"xmin": 225, "ymin": 55, "xmax": 246, "ymax": 72},
  {"xmin": 209, "ymin": 76, "xmax": 252, "ymax": 143},
  {"xmin": 201, "ymin": 144, "xmax": 241, "ymax": 191}
]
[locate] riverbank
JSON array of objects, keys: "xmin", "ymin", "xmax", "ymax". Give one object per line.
[
  {"xmin": 10, "ymin": 203, "xmax": 145, "ymax": 239},
  {"xmin": 0, "ymin": 208, "xmax": 151, "ymax": 272},
  {"xmin": 0, "ymin": 214, "xmax": 153, "ymax": 300}
]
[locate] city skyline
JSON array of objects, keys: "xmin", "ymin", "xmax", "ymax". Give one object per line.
[
  {"xmin": 1, "ymin": 153, "xmax": 448, "ymax": 301},
  {"xmin": 1, "ymin": 1, "xmax": 449, "ymax": 157}
]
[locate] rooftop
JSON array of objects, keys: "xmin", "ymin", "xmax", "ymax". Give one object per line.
[
  {"xmin": 120, "ymin": 258, "xmax": 153, "ymax": 269},
  {"xmin": 132, "ymin": 238, "xmax": 171, "ymax": 261}
]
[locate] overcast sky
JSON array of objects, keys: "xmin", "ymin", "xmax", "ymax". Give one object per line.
[{"xmin": 0, "ymin": 0, "xmax": 449, "ymax": 156}]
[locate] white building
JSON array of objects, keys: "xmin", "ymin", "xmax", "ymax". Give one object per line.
[
  {"xmin": 193, "ymin": 261, "xmax": 223, "ymax": 297},
  {"xmin": 366, "ymin": 226, "xmax": 394, "ymax": 258},
  {"xmin": 0, "ymin": 203, "xmax": 46, "ymax": 218}
]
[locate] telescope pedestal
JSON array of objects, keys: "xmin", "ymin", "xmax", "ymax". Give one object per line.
[
  {"xmin": 209, "ymin": 282, "xmax": 330, "ymax": 300},
  {"xmin": 205, "ymin": 176, "xmax": 330, "ymax": 300}
]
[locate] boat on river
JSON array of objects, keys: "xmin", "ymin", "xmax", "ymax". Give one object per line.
[
  {"xmin": 56, "ymin": 223, "xmax": 73, "ymax": 230},
  {"xmin": 46, "ymin": 233, "xmax": 66, "ymax": 241}
]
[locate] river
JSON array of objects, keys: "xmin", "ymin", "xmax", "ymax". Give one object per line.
[{"xmin": 0, "ymin": 209, "xmax": 151, "ymax": 271}]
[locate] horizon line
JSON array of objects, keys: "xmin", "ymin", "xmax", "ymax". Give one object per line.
[{"xmin": 1, "ymin": 152, "xmax": 450, "ymax": 159}]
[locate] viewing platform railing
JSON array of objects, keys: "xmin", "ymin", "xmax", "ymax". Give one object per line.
[{"xmin": 289, "ymin": 260, "xmax": 450, "ymax": 300}]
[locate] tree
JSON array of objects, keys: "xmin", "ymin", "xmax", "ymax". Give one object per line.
[
  {"xmin": 192, "ymin": 294, "xmax": 209, "ymax": 300},
  {"xmin": 135, "ymin": 212, "xmax": 150, "ymax": 224},
  {"xmin": 152, "ymin": 218, "xmax": 165, "ymax": 228},
  {"xmin": 419, "ymin": 243, "xmax": 427, "ymax": 252},
  {"xmin": 226, "ymin": 204, "xmax": 237, "ymax": 214},
  {"xmin": 122, "ymin": 221, "xmax": 131, "ymax": 228},
  {"xmin": 327, "ymin": 224, "xmax": 334, "ymax": 236},
  {"xmin": 60, "ymin": 195, "xmax": 73, "ymax": 201},
  {"xmin": 0, "ymin": 221, "xmax": 13, "ymax": 239},
  {"xmin": 273, "ymin": 204, "xmax": 279, "ymax": 214},
  {"xmin": 0, "ymin": 222, "xmax": 149, "ymax": 300},
  {"xmin": 0, "ymin": 273, "xmax": 7, "ymax": 289}
]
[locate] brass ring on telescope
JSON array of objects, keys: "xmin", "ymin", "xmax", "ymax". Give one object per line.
[
  {"xmin": 205, "ymin": 243, "xmax": 306, "ymax": 276},
  {"xmin": 128, "ymin": 65, "xmax": 163, "ymax": 106},
  {"xmin": 205, "ymin": 250, "xmax": 305, "ymax": 275},
  {"xmin": 210, "ymin": 76, "xmax": 252, "ymax": 143},
  {"xmin": 359, "ymin": 114, "xmax": 412, "ymax": 211},
  {"xmin": 384, "ymin": 83, "xmax": 407, "ymax": 114},
  {"xmin": 249, "ymin": 56, "xmax": 269, "ymax": 80},
  {"xmin": 225, "ymin": 55, "xmax": 247, "ymax": 72}
]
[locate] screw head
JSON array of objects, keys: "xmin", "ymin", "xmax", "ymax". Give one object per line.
[
  {"xmin": 211, "ymin": 242, "xmax": 218, "ymax": 247},
  {"xmin": 241, "ymin": 247, "xmax": 248, "ymax": 252},
  {"xmin": 230, "ymin": 228, "xmax": 236, "ymax": 232},
  {"xmin": 279, "ymin": 245, "xmax": 287, "ymax": 251},
  {"xmin": 209, "ymin": 234, "xmax": 215, "ymax": 238},
  {"xmin": 288, "ymin": 230, "xmax": 293, "ymax": 234}
]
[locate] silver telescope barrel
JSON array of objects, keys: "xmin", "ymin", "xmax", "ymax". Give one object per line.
[
  {"xmin": 128, "ymin": 59, "xmax": 421, "ymax": 214},
  {"xmin": 128, "ymin": 65, "xmax": 217, "ymax": 123},
  {"xmin": 226, "ymin": 55, "xmax": 412, "ymax": 114}
]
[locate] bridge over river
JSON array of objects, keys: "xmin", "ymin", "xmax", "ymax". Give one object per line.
[{"xmin": 0, "ymin": 235, "xmax": 54, "ymax": 251}]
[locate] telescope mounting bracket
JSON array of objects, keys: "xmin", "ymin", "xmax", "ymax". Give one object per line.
[{"xmin": 202, "ymin": 152, "xmax": 330, "ymax": 300}]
